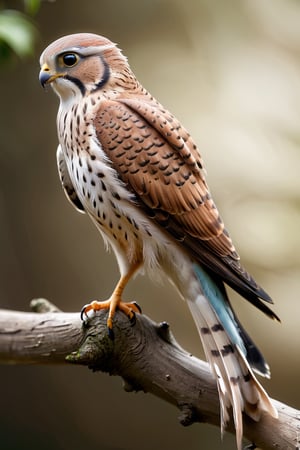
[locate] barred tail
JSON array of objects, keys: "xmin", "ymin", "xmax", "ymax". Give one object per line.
[{"xmin": 187, "ymin": 264, "xmax": 278, "ymax": 450}]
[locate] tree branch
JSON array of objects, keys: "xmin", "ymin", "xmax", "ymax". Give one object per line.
[{"xmin": 0, "ymin": 301, "xmax": 298, "ymax": 449}]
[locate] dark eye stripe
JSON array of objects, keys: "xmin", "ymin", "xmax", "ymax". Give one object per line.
[
  {"xmin": 64, "ymin": 75, "xmax": 86, "ymax": 96},
  {"xmin": 92, "ymin": 56, "xmax": 110, "ymax": 91}
]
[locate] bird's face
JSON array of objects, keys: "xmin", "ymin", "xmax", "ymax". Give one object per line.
[{"xmin": 39, "ymin": 33, "xmax": 128, "ymax": 102}]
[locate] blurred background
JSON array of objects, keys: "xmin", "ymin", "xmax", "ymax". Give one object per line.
[{"xmin": 1, "ymin": 0, "xmax": 300, "ymax": 449}]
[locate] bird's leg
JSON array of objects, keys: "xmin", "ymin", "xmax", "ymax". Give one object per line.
[{"xmin": 80, "ymin": 265, "xmax": 141, "ymax": 337}]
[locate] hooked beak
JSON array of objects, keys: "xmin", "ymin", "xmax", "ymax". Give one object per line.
[{"xmin": 39, "ymin": 63, "xmax": 63, "ymax": 87}]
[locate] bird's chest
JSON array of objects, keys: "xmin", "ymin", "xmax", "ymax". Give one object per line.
[{"xmin": 57, "ymin": 105, "xmax": 145, "ymax": 258}]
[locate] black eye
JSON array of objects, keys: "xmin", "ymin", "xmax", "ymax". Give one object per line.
[{"xmin": 62, "ymin": 53, "xmax": 79, "ymax": 67}]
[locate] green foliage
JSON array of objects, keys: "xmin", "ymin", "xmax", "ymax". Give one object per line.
[
  {"xmin": 0, "ymin": 0, "xmax": 41, "ymax": 65},
  {"xmin": 24, "ymin": 0, "xmax": 41, "ymax": 15}
]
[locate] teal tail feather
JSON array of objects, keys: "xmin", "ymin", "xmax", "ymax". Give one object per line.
[
  {"xmin": 185, "ymin": 263, "xmax": 278, "ymax": 450},
  {"xmin": 192, "ymin": 263, "xmax": 270, "ymax": 377}
]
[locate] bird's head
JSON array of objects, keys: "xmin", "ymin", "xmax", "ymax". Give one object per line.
[{"xmin": 39, "ymin": 33, "xmax": 132, "ymax": 101}]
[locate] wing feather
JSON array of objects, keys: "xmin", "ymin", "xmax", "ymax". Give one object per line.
[
  {"xmin": 93, "ymin": 97, "xmax": 278, "ymax": 317},
  {"xmin": 94, "ymin": 99, "xmax": 226, "ymax": 238}
]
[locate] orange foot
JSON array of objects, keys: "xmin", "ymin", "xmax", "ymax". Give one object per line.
[{"xmin": 80, "ymin": 298, "xmax": 142, "ymax": 339}]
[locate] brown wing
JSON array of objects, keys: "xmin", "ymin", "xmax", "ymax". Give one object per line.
[
  {"xmin": 94, "ymin": 97, "xmax": 277, "ymax": 318},
  {"xmin": 95, "ymin": 98, "xmax": 235, "ymax": 252}
]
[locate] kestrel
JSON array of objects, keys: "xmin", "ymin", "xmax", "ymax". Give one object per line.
[{"xmin": 39, "ymin": 33, "xmax": 279, "ymax": 448}]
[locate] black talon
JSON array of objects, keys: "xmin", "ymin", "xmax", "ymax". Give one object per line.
[
  {"xmin": 132, "ymin": 301, "xmax": 142, "ymax": 314},
  {"xmin": 80, "ymin": 307, "xmax": 87, "ymax": 321},
  {"xmin": 80, "ymin": 307, "xmax": 90, "ymax": 328},
  {"xmin": 107, "ymin": 326, "xmax": 115, "ymax": 340},
  {"xmin": 82, "ymin": 319, "xmax": 89, "ymax": 329},
  {"xmin": 129, "ymin": 311, "xmax": 136, "ymax": 326}
]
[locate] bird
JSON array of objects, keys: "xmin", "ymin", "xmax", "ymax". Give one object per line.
[{"xmin": 39, "ymin": 33, "xmax": 279, "ymax": 449}]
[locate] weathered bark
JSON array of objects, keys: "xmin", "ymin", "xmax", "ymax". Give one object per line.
[{"xmin": 0, "ymin": 300, "xmax": 298, "ymax": 449}]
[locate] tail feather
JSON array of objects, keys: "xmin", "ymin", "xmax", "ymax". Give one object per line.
[
  {"xmin": 236, "ymin": 346, "xmax": 278, "ymax": 419},
  {"xmin": 193, "ymin": 263, "xmax": 271, "ymax": 377},
  {"xmin": 186, "ymin": 265, "xmax": 278, "ymax": 450},
  {"xmin": 187, "ymin": 295, "xmax": 245, "ymax": 447}
]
